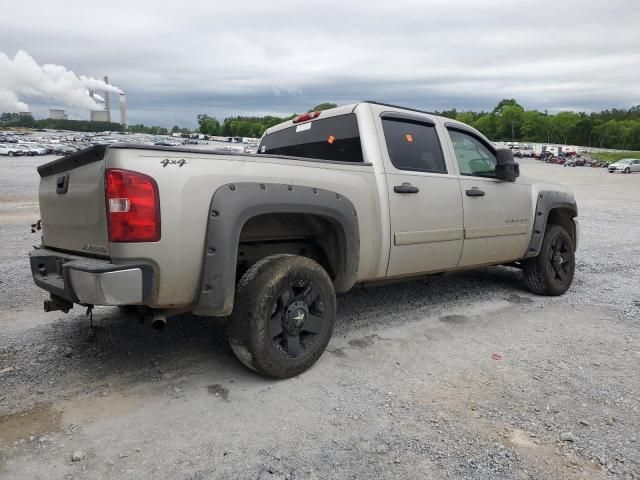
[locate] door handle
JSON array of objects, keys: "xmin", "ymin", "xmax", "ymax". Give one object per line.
[
  {"xmin": 394, "ymin": 183, "xmax": 419, "ymax": 194},
  {"xmin": 465, "ymin": 188, "xmax": 485, "ymax": 197}
]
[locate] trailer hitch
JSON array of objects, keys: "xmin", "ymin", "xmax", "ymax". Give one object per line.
[{"xmin": 44, "ymin": 294, "xmax": 73, "ymax": 313}]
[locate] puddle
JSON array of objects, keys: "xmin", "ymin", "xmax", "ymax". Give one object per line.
[
  {"xmin": 439, "ymin": 314, "xmax": 470, "ymax": 324},
  {"xmin": 207, "ymin": 384, "xmax": 229, "ymax": 401},
  {"xmin": 61, "ymin": 391, "xmax": 146, "ymax": 424},
  {"xmin": 0, "ymin": 404, "xmax": 62, "ymax": 446},
  {"xmin": 348, "ymin": 335, "xmax": 380, "ymax": 348},
  {"xmin": 506, "ymin": 294, "xmax": 534, "ymax": 304}
]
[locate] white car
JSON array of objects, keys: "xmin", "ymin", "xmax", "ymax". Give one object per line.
[
  {"xmin": 22, "ymin": 143, "xmax": 47, "ymax": 155},
  {"xmin": 0, "ymin": 144, "xmax": 24, "ymax": 156},
  {"xmin": 608, "ymin": 159, "xmax": 640, "ymax": 173},
  {"xmin": 15, "ymin": 144, "xmax": 37, "ymax": 156}
]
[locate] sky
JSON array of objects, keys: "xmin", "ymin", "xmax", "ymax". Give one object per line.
[{"xmin": 1, "ymin": 0, "xmax": 639, "ymax": 127}]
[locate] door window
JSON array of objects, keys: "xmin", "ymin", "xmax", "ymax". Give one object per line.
[
  {"xmin": 448, "ymin": 129, "xmax": 497, "ymax": 177},
  {"xmin": 382, "ymin": 118, "xmax": 447, "ymax": 173}
]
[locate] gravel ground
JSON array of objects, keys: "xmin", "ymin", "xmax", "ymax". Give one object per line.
[{"xmin": 0, "ymin": 156, "xmax": 639, "ymax": 480}]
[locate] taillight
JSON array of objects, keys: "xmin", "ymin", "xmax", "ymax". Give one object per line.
[
  {"xmin": 292, "ymin": 111, "xmax": 321, "ymax": 124},
  {"xmin": 105, "ymin": 169, "xmax": 160, "ymax": 242}
]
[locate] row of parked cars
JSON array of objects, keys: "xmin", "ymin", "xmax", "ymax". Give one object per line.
[
  {"xmin": 0, "ymin": 134, "xmax": 80, "ymax": 156},
  {"xmin": 522, "ymin": 150, "xmax": 611, "ymax": 168}
]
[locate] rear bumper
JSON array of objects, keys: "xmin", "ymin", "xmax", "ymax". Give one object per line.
[{"xmin": 29, "ymin": 247, "xmax": 153, "ymax": 306}]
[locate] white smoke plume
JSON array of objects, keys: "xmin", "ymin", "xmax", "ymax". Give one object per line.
[
  {"xmin": 92, "ymin": 93, "xmax": 106, "ymax": 103},
  {"xmin": 0, "ymin": 50, "xmax": 123, "ymax": 113}
]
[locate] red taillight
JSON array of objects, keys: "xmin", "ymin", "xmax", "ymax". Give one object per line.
[
  {"xmin": 105, "ymin": 169, "xmax": 160, "ymax": 242},
  {"xmin": 292, "ymin": 111, "xmax": 321, "ymax": 124}
]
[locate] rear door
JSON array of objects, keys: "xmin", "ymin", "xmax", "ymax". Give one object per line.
[
  {"xmin": 445, "ymin": 127, "xmax": 532, "ymax": 267},
  {"xmin": 380, "ymin": 113, "xmax": 464, "ymax": 277}
]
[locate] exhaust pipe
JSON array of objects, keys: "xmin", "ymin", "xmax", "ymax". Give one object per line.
[
  {"xmin": 151, "ymin": 316, "xmax": 166, "ymax": 330},
  {"xmin": 147, "ymin": 307, "xmax": 190, "ymax": 330}
]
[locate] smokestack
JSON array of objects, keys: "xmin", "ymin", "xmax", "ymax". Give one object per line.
[
  {"xmin": 103, "ymin": 76, "xmax": 111, "ymax": 122},
  {"xmin": 119, "ymin": 93, "xmax": 127, "ymax": 127}
]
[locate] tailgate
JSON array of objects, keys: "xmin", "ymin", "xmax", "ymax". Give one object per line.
[{"xmin": 37, "ymin": 145, "xmax": 110, "ymax": 257}]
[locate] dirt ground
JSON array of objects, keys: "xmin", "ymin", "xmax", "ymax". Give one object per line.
[{"xmin": 0, "ymin": 156, "xmax": 639, "ymax": 480}]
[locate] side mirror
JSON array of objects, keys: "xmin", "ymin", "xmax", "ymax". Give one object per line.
[{"xmin": 495, "ymin": 149, "xmax": 520, "ymax": 182}]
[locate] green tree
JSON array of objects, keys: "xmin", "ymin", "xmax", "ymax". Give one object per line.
[
  {"xmin": 197, "ymin": 114, "xmax": 220, "ymax": 136},
  {"xmin": 309, "ymin": 103, "xmax": 337, "ymax": 112},
  {"xmin": 552, "ymin": 111, "xmax": 580, "ymax": 144},
  {"xmin": 455, "ymin": 112, "xmax": 476, "ymax": 125},
  {"xmin": 500, "ymin": 105, "xmax": 525, "ymax": 140},
  {"xmin": 474, "ymin": 114, "xmax": 499, "ymax": 140},
  {"xmin": 492, "ymin": 99, "xmax": 523, "ymax": 115}
]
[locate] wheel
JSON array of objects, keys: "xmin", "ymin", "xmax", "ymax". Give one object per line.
[
  {"xmin": 8, "ymin": 151, "xmax": 14, "ymax": 157},
  {"xmin": 523, "ymin": 224, "xmax": 575, "ymax": 296},
  {"xmin": 624, "ymin": 167, "xmax": 631, "ymax": 174},
  {"xmin": 228, "ymin": 254, "xmax": 336, "ymax": 378}
]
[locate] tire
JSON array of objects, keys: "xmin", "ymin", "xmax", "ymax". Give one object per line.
[
  {"xmin": 523, "ymin": 224, "xmax": 575, "ymax": 296},
  {"xmin": 228, "ymin": 254, "xmax": 336, "ymax": 378},
  {"xmin": 8, "ymin": 152, "xmax": 14, "ymax": 157},
  {"xmin": 624, "ymin": 167, "xmax": 631, "ymax": 174}
]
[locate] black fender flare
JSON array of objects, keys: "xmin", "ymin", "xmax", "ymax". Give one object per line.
[
  {"xmin": 194, "ymin": 183, "xmax": 360, "ymax": 316},
  {"xmin": 524, "ymin": 190, "xmax": 578, "ymax": 258}
]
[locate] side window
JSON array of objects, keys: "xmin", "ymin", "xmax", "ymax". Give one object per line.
[
  {"xmin": 381, "ymin": 118, "xmax": 447, "ymax": 173},
  {"xmin": 448, "ymin": 129, "xmax": 497, "ymax": 177}
]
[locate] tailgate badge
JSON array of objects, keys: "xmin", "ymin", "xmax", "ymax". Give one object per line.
[{"xmin": 82, "ymin": 244, "xmax": 107, "ymax": 254}]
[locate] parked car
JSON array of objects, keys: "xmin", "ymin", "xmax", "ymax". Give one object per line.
[
  {"xmin": 564, "ymin": 158, "xmax": 585, "ymax": 167},
  {"xmin": 608, "ymin": 158, "xmax": 640, "ymax": 173},
  {"xmin": 15, "ymin": 144, "xmax": 37, "ymax": 156},
  {"xmin": 22, "ymin": 143, "xmax": 48, "ymax": 155},
  {"xmin": 0, "ymin": 143, "xmax": 24, "ymax": 156},
  {"xmin": 29, "ymin": 101, "xmax": 579, "ymax": 378}
]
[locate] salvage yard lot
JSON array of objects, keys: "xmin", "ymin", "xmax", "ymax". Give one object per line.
[{"xmin": 0, "ymin": 157, "xmax": 638, "ymax": 479}]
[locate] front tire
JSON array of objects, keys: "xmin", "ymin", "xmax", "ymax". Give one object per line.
[
  {"xmin": 523, "ymin": 225, "xmax": 575, "ymax": 296},
  {"xmin": 624, "ymin": 167, "xmax": 631, "ymax": 174},
  {"xmin": 228, "ymin": 254, "xmax": 336, "ymax": 378}
]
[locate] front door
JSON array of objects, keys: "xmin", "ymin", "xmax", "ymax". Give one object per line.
[
  {"xmin": 445, "ymin": 128, "xmax": 532, "ymax": 267},
  {"xmin": 381, "ymin": 115, "xmax": 465, "ymax": 277}
]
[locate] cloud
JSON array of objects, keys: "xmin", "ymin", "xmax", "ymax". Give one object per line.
[
  {"xmin": 1, "ymin": 0, "xmax": 638, "ymax": 125},
  {"xmin": 0, "ymin": 50, "xmax": 122, "ymax": 112}
]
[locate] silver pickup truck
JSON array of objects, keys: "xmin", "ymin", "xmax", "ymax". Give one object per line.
[{"xmin": 30, "ymin": 101, "xmax": 578, "ymax": 378}]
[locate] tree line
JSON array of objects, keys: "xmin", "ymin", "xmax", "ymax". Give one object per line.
[
  {"xmin": 196, "ymin": 103, "xmax": 338, "ymax": 137},
  {"xmin": 0, "ymin": 112, "xmax": 124, "ymax": 133},
  {"xmin": 435, "ymin": 99, "xmax": 640, "ymax": 150},
  {"xmin": 3, "ymin": 100, "xmax": 639, "ymax": 150}
]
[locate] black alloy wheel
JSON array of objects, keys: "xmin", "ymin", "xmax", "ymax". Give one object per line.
[
  {"xmin": 268, "ymin": 280, "xmax": 328, "ymax": 358},
  {"xmin": 523, "ymin": 224, "xmax": 575, "ymax": 296},
  {"xmin": 228, "ymin": 254, "xmax": 336, "ymax": 378}
]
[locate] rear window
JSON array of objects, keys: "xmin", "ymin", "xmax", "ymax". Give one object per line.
[
  {"xmin": 381, "ymin": 118, "xmax": 447, "ymax": 173},
  {"xmin": 259, "ymin": 113, "xmax": 363, "ymax": 163}
]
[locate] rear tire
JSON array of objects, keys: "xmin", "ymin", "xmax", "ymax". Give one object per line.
[
  {"xmin": 228, "ymin": 254, "xmax": 336, "ymax": 378},
  {"xmin": 523, "ymin": 224, "xmax": 575, "ymax": 296},
  {"xmin": 9, "ymin": 152, "xmax": 14, "ymax": 157}
]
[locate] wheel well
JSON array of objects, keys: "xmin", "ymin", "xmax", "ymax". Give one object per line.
[
  {"xmin": 547, "ymin": 208, "xmax": 576, "ymax": 246},
  {"xmin": 236, "ymin": 213, "xmax": 345, "ymax": 285}
]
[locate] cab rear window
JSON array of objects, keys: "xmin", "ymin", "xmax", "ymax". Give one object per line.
[{"xmin": 259, "ymin": 114, "xmax": 363, "ymax": 163}]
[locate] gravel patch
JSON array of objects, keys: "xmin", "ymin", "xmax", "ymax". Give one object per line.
[{"xmin": 0, "ymin": 157, "xmax": 638, "ymax": 479}]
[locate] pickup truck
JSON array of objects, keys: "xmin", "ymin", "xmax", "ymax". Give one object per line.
[{"xmin": 29, "ymin": 101, "xmax": 579, "ymax": 378}]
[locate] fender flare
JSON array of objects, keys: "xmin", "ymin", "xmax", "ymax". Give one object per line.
[
  {"xmin": 194, "ymin": 182, "xmax": 360, "ymax": 316},
  {"xmin": 524, "ymin": 190, "xmax": 578, "ymax": 258}
]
